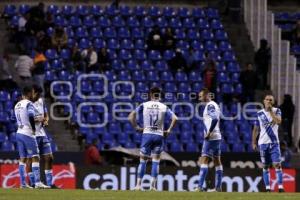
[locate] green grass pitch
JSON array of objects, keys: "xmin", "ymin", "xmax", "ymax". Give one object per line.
[{"xmin": 0, "ymin": 189, "xmax": 300, "ymax": 200}]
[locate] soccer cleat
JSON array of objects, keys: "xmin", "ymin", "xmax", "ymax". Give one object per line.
[
  {"xmin": 20, "ymin": 184, "xmax": 33, "ymax": 189},
  {"xmin": 266, "ymin": 189, "xmax": 271, "ymax": 192},
  {"xmin": 278, "ymin": 188, "xmax": 285, "ymax": 193},
  {"xmin": 215, "ymin": 187, "xmax": 222, "ymax": 192},
  {"xmin": 132, "ymin": 186, "xmax": 141, "ymax": 191},
  {"xmin": 35, "ymin": 182, "xmax": 51, "ymax": 189},
  {"xmin": 149, "ymin": 187, "xmax": 157, "ymax": 191}
]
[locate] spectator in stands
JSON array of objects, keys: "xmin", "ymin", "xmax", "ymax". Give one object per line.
[
  {"xmin": 14, "ymin": 13, "xmax": 28, "ymax": 51},
  {"xmin": 240, "ymin": 63, "xmax": 257, "ymax": 103},
  {"xmin": 44, "ymin": 12, "xmax": 55, "ymax": 31},
  {"xmin": 147, "ymin": 26, "xmax": 163, "ymax": 51},
  {"xmin": 254, "ymin": 39, "xmax": 271, "ymax": 89},
  {"xmin": 84, "ymin": 139, "xmax": 103, "ymax": 166},
  {"xmin": 31, "ymin": 48, "xmax": 47, "ymax": 95},
  {"xmin": 97, "ymin": 47, "xmax": 110, "ymax": 72},
  {"xmin": 168, "ymin": 49, "xmax": 187, "ymax": 74},
  {"xmin": 14, "ymin": 51, "xmax": 33, "ymax": 87},
  {"xmin": 81, "ymin": 46, "xmax": 98, "ymax": 73},
  {"xmin": 292, "ymin": 20, "xmax": 300, "ymax": 44},
  {"xmin": 0, "ymin": 52, "xmax": 17, "ymax": 91},
  {"xmin": 280, "ymin": 94, "xmax": 295, "ymax": 147},
  {"xmin": 187, "ymin": 48, "xmax": 199, "ymax": 72},
  {"xmin": 202, "ymin": 61, "xmax": 217, "ymax": 94},
  {"xmin": 280, "ymin": 141, "xmax": 292, "ymax": 168},
  {"xmin": 28, "ymin": 2, "xmax": 45, "ymax": 22},
  {"xmin": 204, "ymin": 51, "xmax": 215, "ymax": 67},
  {"xmin": 37, "ymin": 31, "xmax": 52, "ymax": 52},
  {"xmin": 51, "ymin": 27, "xmax": 68, "ymax": 52},
  {"xmin": 163, "ymin": 28, "xmax": 176, "ymax": 50},
  {"xmin": 24, "ymin": 15, "xmax": 38, "ymax": 55},
  {"xmin": 70, "ymin": 44, "xmax": 84, "ymax": 72}
]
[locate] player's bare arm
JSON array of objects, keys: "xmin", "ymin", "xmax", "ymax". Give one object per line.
[
  {"xmin": 128, "ymin": 111, "xmax": 143, "ymax": 132},
  {"xmin": 164, "ymin": 114, "xmax": 178, "ymax": 137},
  {"xmin": 252, "ymin": 126, "xmax": 258, "ymax": 151}
]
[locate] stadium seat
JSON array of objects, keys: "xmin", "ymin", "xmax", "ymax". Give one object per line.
[
  {"xmin": 186, "ymin": 142, "xmax": 198, "ymax": 152},
  {"xmin": 0, "ymin": 141, "xmax": 15, "ymax": 151},
  {"xmin": 169, "ymin": 142, "xmax": 182, "ymax": 152}
]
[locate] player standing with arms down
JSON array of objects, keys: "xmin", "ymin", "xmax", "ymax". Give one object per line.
[
  {"xmin": 252, "ymin": 94, "xmax": 284, "ymax": 192},
  {"xmin": 128, "ymin": 87, "xmax": 178, "ymax": 191},
  {"xmin": 195, "ymin": 88, "xmax": 223, "ymax": 192},
  {"xmin": 14, "ymin": 86, "xmax": 49, "ymax": 189},
  {"xmin": 27, "ymin": 85, "xmax": 57, "ymax": 188}
]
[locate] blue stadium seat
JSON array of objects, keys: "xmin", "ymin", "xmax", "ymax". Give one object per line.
[
  {"xmin": 146, "ymin": 71, "xmax": 159, "ymax": 81},
  {"xmin": 197, "ymin": 18, "xmax": 210, "ymax": 29},
  {"xmin": 164, "ymin": 82, "xmax": 177, "ymax": 92},
  {"xmin": 19, "ymin": 4, "xmax": 30, "ymax": 15},
  {"xmin": 136, "ymin": 82, "xmax": 148, "ymax": 92},
  {"xmin": 107, "ymin": 38, "xmax": 119, "ymax": 50},
  {"xmin": 45, "ymin": 49, "xmax": 58, "ymax": 60},
  {"xmin": 169, "ymin": 17, "xmax": 182, "ymax": 28},
  {"xmin": 231, "ymin": 72, "xmax": 240, "ymax": 83},
  {"xmin": 201, "ymin": 29, "xmax": 214, "ymax": 41},
  {"xmin": 98, "ymin": 16, "xmax": 111, "ymax": 27},
  {"xmin": 163, "ymin": 7, "xmax": 175, "ymax": 17},
  {"xmin": 113, "ymin": 16, "xmax": 125, "ymax": 27},
  {"xmin": 61, "ymin": 5, "xmax": 74, "ymax": 16},
  {"xmin": 221, "ymin": 142, "xmax": 230, "ymax": 152},
  {"xmin": 190, "ymin": 40, "xmax": 204, "ymax": 50},
  {"xmin": 76, "ymin": 27, "xmax": 89, "ymax": 39},
  {"xmin": 60, "ymin": 49, "xmax": 71, "ymax": 60},
  {"xmin": 141, "ymin": 17, "xmax": 154, "ymax": 28},
  {"xmin": 222, "ymin": 51, "xmax": 235, "ymax": 62},
  {"xmin": 104, "ymin": 27, "xmax": 117, "ymax": 38},
  {"xmin": 148, "ymin": 6, "xmax": 161, "ymax": 17},
  {"xmin": 204, "ymin": 41, "xmax": 217, "ymax": 51},
  {"xmin": 186, "ymin": 142, "xmax": 198, "ymax": 152},
  {"xmin": 140, "ymin": 60, "xmax": 153, "ymax": 70},
  {"xmin": 120, "ymin": 5, "xmax": 131, "ymax": 17},
  {"xmin": 227, "ymin": 62, "xmax": 240, "ymax": 72},
  {"xmin": 169, "ymin": 142, "xmax": 182, "ymax": 152},
  {"xmin": 90, "ymin": 5, "xmax": 103, "ymax": 16},
  {"xmin": 156, "ymin": 17, "xmax": 168, "ymax": 28},
  {"xmin": 155, "ymin": 60, "xmax": 168, "ymax": 71},
  {"xmin": 54, "ymin": 15, "xmax": 67, "ymax": 27},
  {"xmin": 118, "ymin": 70, "xmax": 131, "ymax": 81},
  {"xmin": 118, "ymin": 27, "xmax": 131, "ymax": 39},
  {"xmin": 192, "ymin": 82, "xmax": 203, "ymax": 92},
  {"xmin": 3, "ymin": 5, "xmax": 16, "ymax": 17},
  {"xmin": 69, "ymin": 16, "xmax": 82, "ymax": 27},
  {"xmin": 0, "ymin": 91, "xmax": 9, "ymax": 102},
  {"xmin": 219, "ymin": 41, "xmax": 232, "ymax": 52},
  {"xmin": 84, "ymin": 15, "xmax": 96, "ymax": 28},
  {"xmin": 160, "ymin": 71, "xmax": 173, "ymax": 82},
  {"xmin": 211, "ymin": 19, "xmax": 223, "ymax": 30},
  {"xmin": 0, "ymin": 132, "xmax": 6, "ymax": 143},
  {"xmin": 93, "ymin": 38, "xmax": 106, "ymax": 50},
  {"xmin": 174, "ymin": 28, "xmax": 186, "ymax": 40},
  {"xmin": 163, "ymin": 50, "xmax": 175, "ymax": 60},
  {"xmin": 133, "ymin": 6, "xmax": 146, "ymax": 17},
  {"xmin": 178, "ymin": 82, "xmax": 191, "ymax": 92},
  {"xmin": 177, "ymin": 7, "xmax": 190, "ymax": 18},
  {"xmin": 148, "ymin": 50, "xmax": 162, "ymax": 61},
  {"xmin": 1, "ymin": 141, "xmax": 15, "ymax": 151},
  {"xmin": 180, "ymin": 131, "xmax": 193, "ymax": 143},
  {"xmin": 119, "ymin": 49, "xmax": 132, "ymax": 61},
  {"xmin": 192, "ymin": 8, "xmax": 206, "ymax": 19},
  {"xmin": 232, "ymin": 143, "xmax": 245, "ymax": 152},
  {"xmin": 175, "ymin": 71, "xmax": 188, "ymax": 82},
  {"xmin": 76, "ymin": 5, "xmax": 89, "ymax": 16},
  {"xmin": 47, "ymin": 5, "xmax": 60, "ymax": 15},
  {"xmin": 183, "ymin": 18, "xmax": 195, "ymax": 28},
  {"xmin": 215, "ymin": 30, "xmax": 228, "ymax": 41}
]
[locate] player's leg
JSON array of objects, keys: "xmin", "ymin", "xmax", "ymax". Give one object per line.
[
  {"xmin": 149, "ymin": 135, "xmax": 164, "ymax": 190},
  {"xmin": 16, "ymin": 134, "xmax": 31, "ymax": 188},
  {"xmin": 26, "ymin": 136, "xmax": 49, "ymax": 189},
  {"xmin": 271, "ymin": 144, "xmax": 284, "ymax": 192},
  {"xmin": 213, "ymin": 140, "xmax": 223, "ymax": 191},
  {"xmin": 135, "ymin": 134, "xmax": 151, "ymax": 190},
  {"xmin": 26, "ymin": 158, "xmax": 35, "ymax": 187},
  {"xmin": 41, "ymin": 136, "xmax": 55, "ymax": 187},
  {"xmin": 259, "ymin": 144, "xmax": 271, "ymax": 192},
  {"xmin": 44, "ymin": 154, "xmax": 54, "ymax": 187},
  {"xmin": 197, "ymin": 140, "xmax": 211, "ymax": 191}
]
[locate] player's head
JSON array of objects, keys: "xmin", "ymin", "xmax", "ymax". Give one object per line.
[
  {"xmin": 199, "ymin": 88, "xmax": 211, "ymax": 102},
  {"xmin": 22, "ymin": 86, "xmax": 33, "ymax": 100},
  {"xmin": 32, "ymin": 84, "xmax": 42, "ymax": 102},
  {"xmin": 149, "ymin": 87, "xmax": 161, "ymax": 100},
  {"xmin": 263, "ymin": 94, "xmax": 275, "ymax": 108}
]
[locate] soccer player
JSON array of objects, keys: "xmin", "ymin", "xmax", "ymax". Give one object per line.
[
  {"xmin": 128, "ymin": 87, "xmax": 178, "ymax": 191},
  {"xmin": 27, "ymin": 85, "xmax": 56, "ymax": 188},
  {"xmin": 195, "ymin": 88, "xmax": 223, "ymax": 192},
  {"xmin": 14, "ymin": 86, "xmax": 49, "ymax": 189},
  {"xmin": 252, "ymin": 94, "xmax": 284, "ymax": 192}
]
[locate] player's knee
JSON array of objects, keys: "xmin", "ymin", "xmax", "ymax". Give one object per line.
[
  {"xmin": 201, "ymin": 156, "xmax": 209, "ymax": 164},
  {"xmin": 32, "ymin": 155, "xmax": 40, "ymax": 162},
  {"xmin": 213, "ymin": 157, "xmax": 222, "ymax": 166}
]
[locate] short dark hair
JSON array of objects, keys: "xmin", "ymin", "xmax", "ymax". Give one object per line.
[
  {"xmin": 150, "ymin": 87, "xmax": 161, "ymax": 95},
  {"xmin": 22, "ymin": 86, "xmax": 33, "ymax": 96},
  {"xmin": 32, "ymin": 84, "xmax": 43, "ymax": 94}
]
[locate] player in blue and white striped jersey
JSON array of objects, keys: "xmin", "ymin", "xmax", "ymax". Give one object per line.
[
  {"xmin": 14, "ymin": 86, "xmax": 49, "ymax": 189},
  {"xmin": 128, "ymin": 87, "xmax": 178, "ymax": 191},
  {"xmin": 195, "ymin": 88, "xmax": 223, "ymax": 192},
  {"xmin": 252, "ymin": 94, "xmax": 284, "ymax": 192}
]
